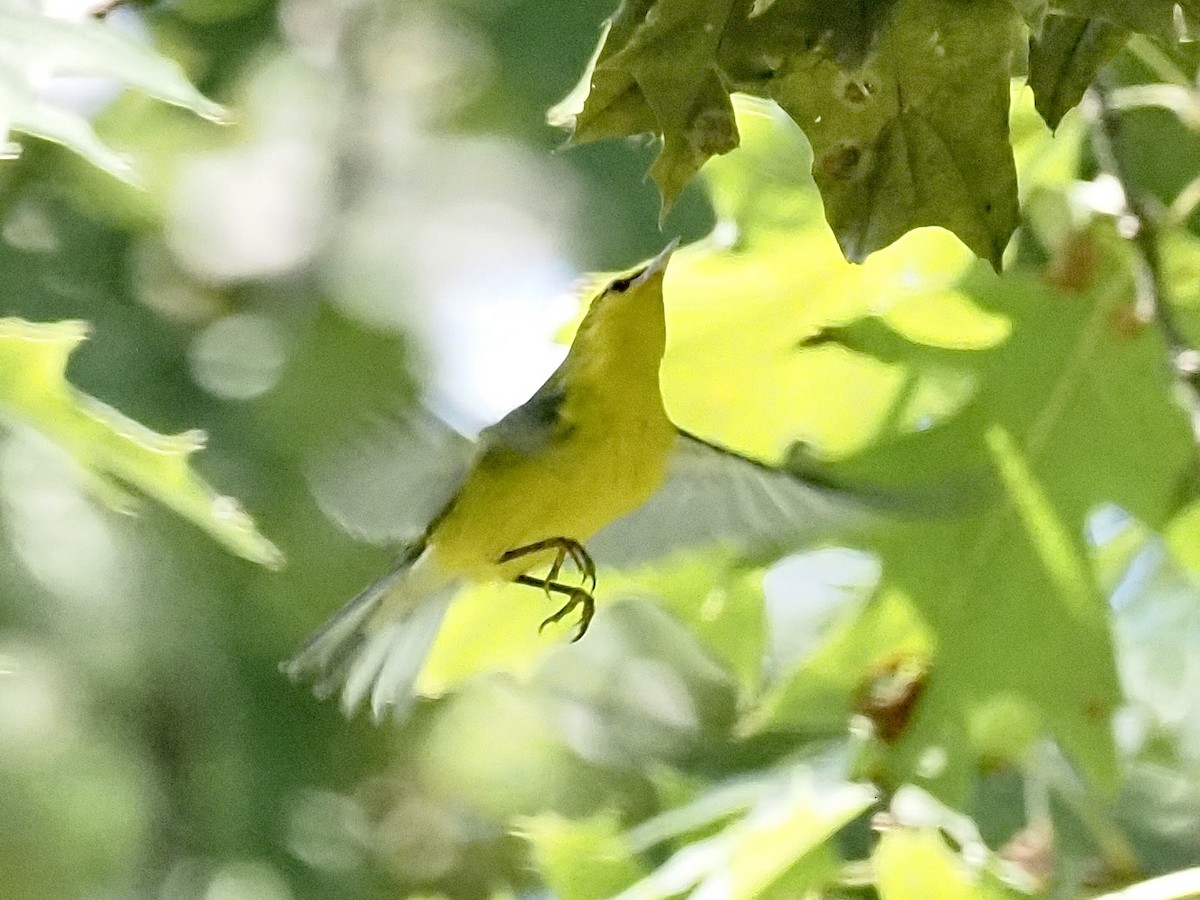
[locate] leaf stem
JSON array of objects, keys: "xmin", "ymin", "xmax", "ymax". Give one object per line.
[
  {"xmin": 1124, "ymin": 35, "xmax": 1193, "ymax": 88},
  {"xmin": 1086, "ymin": 72, "xmax": 1200, "ymax": 448}
]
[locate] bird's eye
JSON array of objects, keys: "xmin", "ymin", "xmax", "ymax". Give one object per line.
[{"xmin": 608, "ymin": 268, "xmax": 643, "ymax": 294}]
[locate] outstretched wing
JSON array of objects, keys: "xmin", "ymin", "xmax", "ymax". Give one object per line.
[
  {"xmin": 306, "ymin": 410, "xmax": 475, "ymax": 545},
  {"xmin": 588, "ymin": 431, "xmax": 878, "ymax": 569}
]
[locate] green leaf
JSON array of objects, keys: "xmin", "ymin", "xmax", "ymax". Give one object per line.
[
  {"xmin": 1044, "ymin": 0, "xmax": 1200, "ymax": 39},
  {"xmin": 0, "ymin": 8, "xmax": 226, "ymax": 182},
  {"xmin": 614, "ymin": 772, "xmax": 874, "ymax": 900},
  {"xmin": 554, "ymin": 0, "xmax": 740, "ymax": 214},
  {"xmin": 664, "ymin": 96, "xmax": 1194, "ymax": 801},
  {"xmin": 1028, "ymin": 15, "xmax": 1131, "ymax": 130},
  {"xmin": 1165, "ymin": 499, "xmax": 1200, "ymax": 579},
  {"xmin": 0, "ymin": 318, "xmax": 282, "ymax": 568},
  {"xmin": 559, "ymin": 0, "xmax": 1024, "ymax": 266},
  {"xmin": 520, "ymin": 813, "xmax": 649, "ymax": 900},
  {"xmin": 744, "ymin": 587, "xmax": 933, "ymax": 736},
  {"xmin": 1010, "ymin": 78, "xmax": 1086, "ymax": 199},
  {"xmin": 874, "ymin": 827, "xmax": 1023, "ymax": 900},
  {"xmin": 764, "ymin": 0, "xmax": 1022, "ymax": 269},
  {"xmin": 841, "ymin": 239, "xmax": 1191, "ymax": 797}
]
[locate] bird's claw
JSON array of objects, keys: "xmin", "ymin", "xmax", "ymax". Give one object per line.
[
  {"xmin": 505, "ymin": 537, "xmax": 596, "ymax": 592},
  {"xmin": 567, "ymin": 542, "xmax": 597, "ymax": 592},
  {"xmin": 507, "ymin": 538, "xmax": 598, "ymax": 640},
  {"xmin": 547, "ymin": 538, "xmax": 595, "ymax": 592},
  {"xmin": 538, "ymin": 586, "xmax": 595, "ymax": 642}
]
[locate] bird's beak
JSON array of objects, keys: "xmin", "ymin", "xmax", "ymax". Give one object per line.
[{"xmin": 630, "ymin": 237, "xmax": 680, "ymax": 288}]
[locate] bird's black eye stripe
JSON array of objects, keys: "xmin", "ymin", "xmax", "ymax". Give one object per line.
[{"xmin": 608, "ymin": 267, "xmax": 645, "ymax": 294}]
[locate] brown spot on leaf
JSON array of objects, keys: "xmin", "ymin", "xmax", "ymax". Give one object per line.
[
  {"xmin": 1086, "ymin": 698, "xmax": 1111, "ymax": 722},
  {"xmin": 843, "ymin": 79, "xmax": 874, "ymax": 104},
  {"xmin": 798, "ymin": 324, "xmax": 852, "ymax": 349},
  {"xmin": 855, "ymin": 656, "xmax": 930, "ymax": 743},
  {"xmin": 819, "ymin": 143, "xmax": 863, "ymax": 180},
  {"xmin": 1108, "ymin": 305, "xmax": 1144, "ymax": 340},
  {"xmin": 1043, "ymin": 230, "xmax": 1101, "ymax": 294},
  {"xmin": 689, "ymin": 108, "xmax": 738, "ymax": 155}
]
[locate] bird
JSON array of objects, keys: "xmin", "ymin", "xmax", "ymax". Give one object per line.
[{"xmin": 284, "ymin": 240, "xmax": 873, "ymax": 722}]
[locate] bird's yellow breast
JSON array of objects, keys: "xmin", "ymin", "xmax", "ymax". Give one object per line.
[{"xmin": 428, "ymin": 381, "xmax": 675, "ymax": 580}]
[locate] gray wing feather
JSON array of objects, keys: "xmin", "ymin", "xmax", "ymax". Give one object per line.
[
  {"xmin": 478, "ymin": 376, "xmax": 568, "ymax": 456},
  {"xmin": 588, "ymin": 432, "xmax": 874, "ymax": 569},
  {"xmin": 306, "ymin": 411, "xmax": 475, "ymax": 544},
  {"xmin": 307, "ymin": 364, "xmax": 571, "ymax": 544}
]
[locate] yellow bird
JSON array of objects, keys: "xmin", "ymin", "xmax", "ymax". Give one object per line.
[{"xmin": 285, "ymin": 240, "xmax": 866, "ymax": 721}]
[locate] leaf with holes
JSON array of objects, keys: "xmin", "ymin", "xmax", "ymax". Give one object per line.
[
  {"xmin": 557, "ymin": 0, "xmax": 1024, "ymax": 266},
  {"xmin": 761, "ymin": 0, "xmax": 1021, "ymax": 268}
]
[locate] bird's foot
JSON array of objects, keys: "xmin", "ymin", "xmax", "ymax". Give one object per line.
[
  {"xmin": 514, "ymin": 574, "xmax": 596, "ymax": 641},
  {"xmin": 539, "ymin": 587, "xmax": 595, "ymax": 642},
  {"xmin": 502, "ymin": 537, "xmax": 596, "ymax": 592}
]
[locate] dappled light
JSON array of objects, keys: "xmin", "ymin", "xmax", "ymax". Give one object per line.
[{"xmin": 4, "ymin": 2, "xmax": 1200, "ymax": 899}]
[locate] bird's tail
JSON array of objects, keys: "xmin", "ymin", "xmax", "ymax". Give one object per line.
[{"xmin": 281, "ymin": 544, "xmax": 459, "ymax": 722}]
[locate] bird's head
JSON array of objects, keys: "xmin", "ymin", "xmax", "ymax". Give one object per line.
[
  {"xmin": 599, "ymin": 237, "xmax": 678, "ymax": 301},
  {"xmin": 572, "ymin": 239, "xmax": 678, "ymax": 365}
]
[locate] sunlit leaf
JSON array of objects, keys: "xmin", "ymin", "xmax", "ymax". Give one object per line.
[
  {"xmin": 0, "ymin": 7, "xmax": 225, "ymax": 182},
  {"xmin": 817, "ymin": 236, "xmax": 1195, "ymax": 797},
  {"xmin": 874, "ymin": 827, "xmax": 1023, "ymax": 900},
  {"xmin": 520, "ymin": 813, "xmax": 648, "ymax": 900},
  {"xmin": 419, "ymin": 580, "xmax": 560, "ymax": 696},
  {"xmin": 614, "ymin": 771, "xmax": 874, "ymax": 900},
  {"xmin": 0, "ymin": 318, "xmax": 282, "ymax": 568},
  {"xmin": 661, "ymin": 99, "xmax": 1004, "ymax": 464},
  {"xmin": 661, "ymin": 94, "xmax": 1193, "ymax": 801},
  {"xmin": 744, "ymin": 586, "xmax": 932, "ymax": 736},
  {"xmin": 1010, "ymin": 80, "xmax": 1085, "ymax": 200}
]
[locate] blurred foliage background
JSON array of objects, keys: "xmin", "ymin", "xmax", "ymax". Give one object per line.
[{"xmin": 5, "ymin": 1, "xmax": 1200, "ymax": 899}]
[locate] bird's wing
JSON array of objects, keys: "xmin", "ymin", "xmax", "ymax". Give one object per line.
[
  {"xmin": 306, "ymin": 410, "xmax": 475, "ymax": 545},
  {"xmin": 587, "ymin": 431, "xmax": 876, "ymax": 569},
  {"xmin": 477, "ymin": 373, "xmax": 569, "ymax": 457},
  {"xmin": 307, "ymin": 357, "xmax": 573, "ymax": 543}
]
